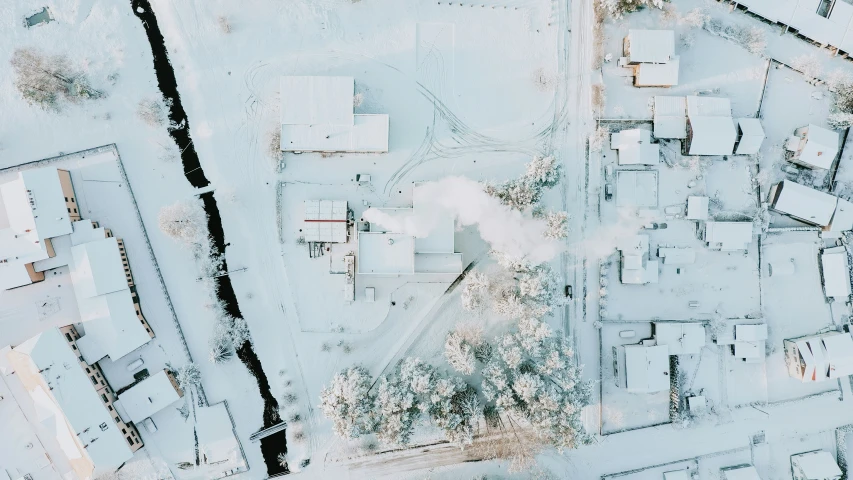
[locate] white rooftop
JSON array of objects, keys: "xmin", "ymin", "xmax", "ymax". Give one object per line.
[
  {"xmin": 303, "ymin": 200, "xmax": 348, "ymax": 243},
  {"xmin": 8, "ymin": 328, "xmax": 134, "ymax": 472},
  {"xmin": 658, "ymin": 247, "xmax": 696, "ymax": 265},
  {"xmin": 770, "ymin": 180, "xmax": 838, "ymax": 227},
  {"xmin": 791, "ymin": 450, "xmax": 842, "ymax": 480},
  {"xmin": 627, "ymin": 29, "xmax": 675, "ymax": 63},
  {"xmin": 117, "ymin": 370, "xmax": 182, "ymax": 424},
  {"xmin": 686, "ymin": 96, "xmax": 736, "ymax": 155},
  {"xmin": 70, "ymin": 237, "xmax": 129, "ymax": 298},
  {"xmin": 704, "ymin": 222, "xmax": 753, "ymax": 251},
  {"xmin": 827, "ymin": 198, "xmax": 853, "ymax": 237},
  {"xmin": 654, "ymin": 96, "xmax": 687, "ymax": 139},
  {"xmin": 615, "ymin": 170, "xmax": 658, "ymax": 208},
  {"xmin": 735, "ymin": 118, "xmax": 765, "ymax": 155},
  {"xmin": 795, "ymin": 124, "xmax": 839, "ymax": 170},
  {"xmin": 793, "ymin": 333, "xmax": 853, "ymax": 382},
  {"xmin": 279, "ymin": 76, "xmax": 389, "ymax": 153},
  {"xmin": 723, "ymin": 465, "xmax": 762, "ymax": 480},
  {"xmin": 635, "ymin": 57, "xmax": 680, "ymax": 87},
  {"xmin": 654, "ymin": 322, "xmax": 706, "ymax": 355},
  {"xmin": 687, "ymin": 196, "xmax": 709, "ymax": 220},
  {"xmin": 821, "ymin": 247, "xmax": 851, "ymax": 300},
  {"xmin": 623, "ymin": 344, "xmax": 670, "ymax": 393},
  {"xmin": 611, "ymin": 129, "xmax": 660, "ymax": 165}
]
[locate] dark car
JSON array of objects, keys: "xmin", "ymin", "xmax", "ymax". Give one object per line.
[{"xmin": 565, "ymin": 285, "xmax": 573, "ymax": 299}]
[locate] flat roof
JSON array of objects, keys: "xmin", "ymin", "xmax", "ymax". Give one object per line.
[
  {"xmin": 615, "ymin": 170, "xmax": 658, "ymax": 208},
  {"xmin": 687, "ymin": 196, "xmax": 709, "ymax": 220},
  {"xmin": 658, "ymin": 247, "xmax": 696, "ymax": 265},
  {"xmin": 117, "ymin": 370, "xmax": 182, "ymax": 423},
  {"xmin": 828, "ymin": 198, "xmax": 853, "ymax": 234},
  {"xmin": 627, "ymin": 29, "xmax": 675, "ymax": 63},
  {"xmin": 654, "ymin": 322, "xmax": 706, "ymax": 354},
  {"xmin": 304, "ymin": 200, "xmax": 348, "ymax": 243},
  {"xmin": 792, "ymin": 451, "xmax": 842, "ymax": 478},
  {"xmin": 704, "ymin": 222, "xmax": 753, "ymax": 251},
  {"xmin": 281, "ymin": 114, "xmax": 389, "ymax": 153},
  {"xmin": 821, "ymin": 249, "xmax": 851, "ymax": 299},
  {"xmin": 357, "ymin": 232, "xmax": 415, "ymax": 274},
  {"xmin": 771, "ymin": 180, "xmax": 838, "ymax": 227},
  {"xmin": 722, "ymin": 465, "xmax": 762, "ymax": 480},
  {"xmin": 686, "ymin": 95, "xmax": 732, "ymax": 117},
  {"xmin": 623, "ymin": 344, "xmax": 670, "ymax": 392},
  {"xmin": 9, "ymin": 328, "xmax": 134, "ymax": 471},
  {"xmin": 280, "ymin": 76, "xmax": 354, "ymax": 125}
]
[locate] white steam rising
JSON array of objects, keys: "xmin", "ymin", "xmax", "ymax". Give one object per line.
[{"xmin": 362, "ymin": 177, "xmax": 562, "ymax": 263}]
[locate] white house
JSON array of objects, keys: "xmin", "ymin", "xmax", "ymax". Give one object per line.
[
  {"xmin": 820, "ymin": 246, "xmax": 851, "ymax": 300},
  {"xmin": 303, "ymin": 200, "xmax": 348, "ymax": 243},
  {"xmin": 617, "ymin": 234, "xmax": 658, "ymax": 284},
  {"xmin": 825, "ymin": 198, "xmax": 853, "ymax": 238},
  {"xmin": 0, "ymin": 167, "xmax": 79, "ymax": 290},
  {"xmin": 768, "ymin": 180, "xmax": 838, "ymax": 227},
  {"xmin": 723, "ymin": 465, "xmax": 762, "ymax": 480},
  {"xmin": 613, "ymin": 343, "xmax": 670, "ymax": 392},
  {"xmin": 6, "ymin": 327, "xmax": 142, "ymax": 479},
  {"xmin": 787, "ymin": 125, "xmax": 840, "ymax": 170},
  {"xmin": 70, "ymin": 236, "xmax": 153, "ymax": 362},
  {"xmin": 733, "ymin": 324, "xmax": 768, "ymax": 362},
  {"xmin": 734, "ymin": 118, "xmax": 765, "ymax": 155},
  {"xmin": 610, "ymin": 129, "xmax": 660, "ymax": 165},
  {"xmin": 704, "ymin": 222, "xmax": 753, "ymax": 251},
  {"xmin": 623, "ymin": 30, "xmax": 679, "ymax": 87},
  {"xmin": 687, "ymin": 196, "xmax": 709, "ymax": 220},
  {"xmin": 654, "ymin": 96, "xmax": 687, "ymax": 139},
  {"xmin": 791, "ymin": 450, "xmax": 842, "ymax": 480},
  {"xmin": 116, "ymin": 370, "xmax": 183, "ymax": 424},
  {"xmin": 358, "ymin": 184, "xmax": 462, "ymax": 275},
  {"xmin": 654, "ymin": 323, "xmax": 706, "ymax": 355},
  {"xmin": 280, "ymin": 76, "xmax": 389, "ymax": 153},
  {"xmin": 686, "ymin": 96, "xmax": 737, "ymax": 156},
  {"xmin": 784, "ymin": 332, "xmax": 853, "ymax": 383}
]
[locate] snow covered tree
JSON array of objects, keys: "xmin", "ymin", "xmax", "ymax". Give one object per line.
[
  {"xmin": 11, "ymin": 47, "xmax": 101, "ymax": 111},
  {"xmin": 480, "ymin": 321, "xmax": 591, "ymax": 451},
  {"xmin": 374, "ymin": 361, "xmax": 424, "ymax": 445},
  {"xmin": 444, "ymin": 323, "xmax": 483, "ymax": 375},
  {"xmin": 137, "ymin": 96, "xmax": 171, "ymax": 127},
  {"xmin": 208, "ymin": 320, "xmax": 234, "ymax": 363},
  {"xmin": 828, "ymin": 112, "xmax": 853, "ymax": 130},
  {"xmin": 485, "ymin": 155, "xmax": 562, "ymax": 211},
  {"xmin": 599, "ymin": 0, "xmax": 665, "ymax": 19},
  {"xmin": 319, "ymin": 366, "xmax": 376, "ymax": 439},
  {"xmin": 461, "ymin": 271, "xmax": 491, "ymax": 312},
  {"xmin": 229, "ymin": 315, "xmax": 251, "ymax": 347},
  {"xmin": 543, "ymin": 211, "xmax": 569, "ymax": 240},
  {"xmin": 158, "ymin": 199, "xmax": 208, "ymax": 247},
  {"xmin": 174, "ymin": 363, "xmax": 202, "ymax": 391},
  {"xmin": 426, "ymin": 378, "xmax": 478, "ymax": 446}
]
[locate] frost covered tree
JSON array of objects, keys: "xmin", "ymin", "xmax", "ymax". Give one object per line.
[
  {"xmin": 208, "ymin": 321, "xmax": 234, "ymax": 363},
  {"xmin": 485, "ymin": 155, "xmax": 562, "ymax": 211},
  {"xmin": 444, "ymin": 322, "xmax": 484, "ymax": 375},
  {"xmin": 480, "ymin": 320, "xmax": 591, "ymax": 450},
  {"xmin": 11, "ymin": 47, "xmax": 101, "ymax": 111},
  {"xmin": 174, "ymin": 363, "xmax": 202, "ymax": 391},
  {"xmin": 828, "ymin": 112, "xmax": 853, "ymax": 130},
  {"xmin": 374, "ymin": 371, "xmax": 421, "ymax": 445},
  {"xmin": 158, "ymin": 198, "xmax": 208, "ymax": 247},
  {"xmin": 599, "ymin": 0, "xmax": 665, "ymax": 18},
  {"xmin": 137, "ymin": 96, "xmax": 170, "ymax": 127},
  {"xmin": 466, "ymin": 263, "xmax": 564, "ymax": 320},
  {"xmin": 543, "ymin": 211, "xmax": 569, "ymax": 240},
  {"xmin": 461, "ymin": 271, "xmax": 490, "ymax": 311},
  {"xmin": 319, "ymin": 366, "xmax": 376, "ymax": 439}
]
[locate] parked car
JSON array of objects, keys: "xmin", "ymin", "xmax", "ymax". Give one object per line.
[
  {"xmin": 604, "ymin": 183, "xmax": 613, "ymax": 201},
  {"xmin": 643, "ymin": 222, "xmax": 668, "ymax": 230},
  {"xmin": 565, "ymin": 285, "xmax": 573, "ymax": 299}
]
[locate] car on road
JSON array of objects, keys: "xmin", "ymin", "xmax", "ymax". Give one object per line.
[
  {"xmin": 565, "ymin": 285, "xmax": 573, "ymax": 299},
  {"xmin": 604, "ymin": 183, "xmax": 613, "ymax": 201}
]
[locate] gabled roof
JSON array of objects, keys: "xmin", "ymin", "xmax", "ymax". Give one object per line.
[
  {"xmin": 75, "ymin": 289, "xmax": 151, "ymax": 362},
  {"xmin": 117, "ymin": 370, "xmax": 182, "ymax": 423},
  {"xmin": 627, "ymin": 30, "xmax": 675, "ymax": 63},
  {"xmin": 654, "ymin": 96, "xmax": 687, "ymax": 139},
  {"xmin": 797, "ymin": 124, "xmax": 839, "ymax": 170},
  {"xmin": 735, "ymin": 118, "xmax": 765, "ymax": 155},
  {"xmin": 770, "ymin": 180, "xmax": 838, "ymax": 227},
  {"xmin": 688, "ymin": 116, "xmax": 737, "ymax": 155},
  {"xmin": 636, "ymin": 57, "xmax": 680, "ymax": 86},
  {"xmin": 70, "ymin": 237, "xmax": 128, "ymax": 298},
  {"xmin": 792, "ymin": 450, "xmax": 842, "ymax": 479}
]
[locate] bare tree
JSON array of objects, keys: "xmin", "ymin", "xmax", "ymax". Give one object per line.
[
  {"xmin": 11, "ymin": 47, "xmax": 101, "ymax": 110},
  {"xmin": 158, "ymin": 198, "xmax": 208, "ymax": 247}
]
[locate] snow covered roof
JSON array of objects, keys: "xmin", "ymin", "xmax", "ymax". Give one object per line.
[
  {"xmin": 791, "ymin": 333, "xmax": 853, "ymax": 382},
  {"xmin": 357, "ymin": 232, "xmax": 415, "ymax": 274},
  {"xmin": 827, "ymin": 199, "xmax": 853, "ymax": 237},
  {"xmin": 793, "ymin": 125, "xmax": 839, "ymax": 170},
  {"xmin": 663, "ymin": 471, "xmax": 691, "ymax": 480},
  {"xmin": 821, "ymin": 247, "xmax": 851, "ymax": 300},
  {"xmin": 658, "ymin": 247, "xmax": 696, "ymax": 265},
  {"xmin": 303, "ymin": 200, "xmax": 348, "ymax": 243},
  {"xmin": 770, "ymin": 180, "xmax": 838, "ymax": 227},
  {"xmin": 735, "ymin": 118, "xmax": 765, "ymax": 155},
  {"xmin": 687, "ymin": 196, "xmax": 709, "ymax": 220},
  {"xmin": 617, "ymin": 234, "xmax": 649, "ymax": 255},
  {"xmin": 687, "ymin": 96, "xmax": 732, "ymax": 117},
  {"xmin": 704, "ymin": 222, "xmax": 753, "ymax": 251},
  {"xmin": 654, "ymin": 96, "xmax": 687, "ymax": 139},
  {"xmin": 654, "ymin": 322, "xmax": 706, "ymax": 355},
  {"xmin": 688, "ymin": 116, "xmax": 737, "ymax": 156},
  {"xmin": 611, "ymin": 129, "xmax": 659, "ymax": 165},
  {"xmin": 196, "ymin": 402, "xmax": 247, "ymax": 474},
  {"xmin": 70, "ymin": 237, "xmax": 129, "ymax": 298},
  {"xmin": 626, "ymin": 30, "xmax": 675, "ymax": 64},
  {"xmin": 791, "ymin": 450, "xmax": 842, "ymax": 480},
  {"xmin": 279, "ymin": 76, "xmax": 389, "ymax": 153},
  {"xmin": 623, "ymin": 344, "xmax": 670, "ymax": 392},
  {"xmin": 635, "ymin": 57, "xmax": 680, "ymax": 87},
  {"xmin": 117, "ymin": 370, "xmax": 182, "ymax": 424},
  {"xmin": 736, "ymin": 324, "xmax": 768, "ymax": 342},
  {"xmin": 70, "ymin": 237, "xmax": 151, "ymax": 361},
  {"xmin": 8, "ymin": 328, "xmax": 135, "ymax": 472},
  {"xmin": 615, "ymin": 170, "xmax": 658, "ymax": 208},
  {"xmin": 722, "ymin": 465, "xmax": 762, "ymax": 480}
]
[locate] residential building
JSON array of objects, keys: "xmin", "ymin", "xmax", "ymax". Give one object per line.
[
  {"xmin": 685, "ymin": 96, "xmax": 737, "ymax": 156},
  {"xmin": 784, "ymin": 332, "xmax": 853, "ymax": 382},
  {"xmin": 768, "ymin": 180, "xmax": 838, "ymax": 227},
  {"xmin": 610, "ymin": 129, "xmax": 660, "ymax": 165},
  {"xmin": 623, "ymin": 30, "xmax": 679, "ymax": 87},
  {"xmin": 280, "ymin": 76, "xmax": 389, "ymax": 153},
  {"xmin": 791, "ymin": 450, "xmax": 842, "ymax": 480},
  {"xmin": 653, "ymin": 323, "xmax": 706, "ymax": 355},
  {"xmin": 358, "ymin": 184, "xmax": 462, "ymax": 275},
  {"xmin": 653, "ymin": 96, "xmax": 687, "ymax": 139},
  {"xmin": 613, "ymin": 343, "xmax": 670, "ymax": 393},
  {"xmin": 617, "ymin": 235, "xmax": 658, "ymax": 284},
  {"xmin": 734, "ymin": 118, "xmax": 765, "ymax": 155},
  {"xmin": 704, "ymin": 222, "xmax": 753, "ymax": 251},
  {"xmin": 820, "ymin": 246, "xmax": 851, "ymax": 300},
  {"xmin": 0, "ymin": 167, "xmax": 79, "ymax": 290},
  {"xmin": 116, "ymin": 369, "xmax": 183, "ymax": 424},
  {"xmin": 6, "ymin": 327, "xmax": 142, "ymax": 479},
  {"xmin": 786, "ymin": 125, "xmax": 840, "ymax": 170}
]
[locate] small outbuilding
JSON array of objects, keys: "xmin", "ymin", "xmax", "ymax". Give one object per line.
[
  {"xmin": 768, "ymin": 180, "xmax": 838, "ymax": 227},
  {"xmin": 790, "ymin": 450, "xmax": 842, "ymax": 480},
  {"xmin": 722, "ymin": 465, "xmax": 762, "ymax": 480},
  {"xmin": 704, "ymin": 222, "xmax": 753, "ymax": 251},
  {"xmin": 654, "ymin": 322, "xmax": 706, "ymax": 355},
  {"xmin": 303, "ymin": 200, "xmax": 348, "ymax": 243},
  {"xmin": 734, "ymin": 118, "xmax": 765, "ymax": 155},
  {"xmin": 654, "ymin": 96, "xmax": 687, "ymax": 139},
  {"xmin": 820, "ymin": 246, "xmax": 851, "ymax": 300},
  {"xmin": 610, "ymin": 129, "xmax": 659, "ymax": 165},
  {"xmin": 786, "ymin": 125, "xmax": 839, "ymax": 170},
  {"xmin": 613, "ymin": 343, "xmax": 670, "ymax": 393},
  {"xmin": 687, "ymin": 196, "xmax": 709, "ymax": 220}
]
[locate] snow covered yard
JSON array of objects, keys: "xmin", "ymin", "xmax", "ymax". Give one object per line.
[
  {"xmin": 760, "ymin": 232, "xmax": 840, "ymax": 403},
  {"xmin": 601, "ymin": 444, "xmax": 753, "ymax": 480}
]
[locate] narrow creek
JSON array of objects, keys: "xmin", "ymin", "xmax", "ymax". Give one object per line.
[{"xmin": 130, "ymin": 0, "xmax": 288, "ymax": 474}]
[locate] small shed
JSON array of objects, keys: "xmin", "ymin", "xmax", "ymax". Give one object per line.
[
  {"xmin": 654, "ymin": 322, "xmax": 706, "ymax": 354},
  {"xmin": 735, "ymin": 118, "xmax": 765, "ymax": 155},
  {"xmin": 820, "ymin": 246, "xmax": 851, "ymax": 300},
  {"xmin": 722, "ymin": 465, "xmax": 762, "ymax": 480},
  {"xmin": 654, "ymin": 96, "xmax": 687, "ymax": 139},
  {"xmin": 610, "ymin": 129, "xmax": 660, "ymax": 165},
  {"xmin": 791, "ymin": 450, "xmax": 842, "ymax": 480},
  {"xmin": 687, "ymin": 196, "xmax": 709, "ymax": 220},
  {"xmin": 704, "ymin": 222, "xmax": 753, "ymax": 251},
  {"xmin": 614, "ymin": 344, "xmax": 670, "ymax": 392},
  {"xmin": 787, "ymin": 125, "xmax": 839, "ymax": 170},
  {"xmin": 768, "ymin": 180, "xmax": 838, "ymax": 227},
  {"xmin": 304, "ymin": 200, "xmax": 348, "ymax": 243}
]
